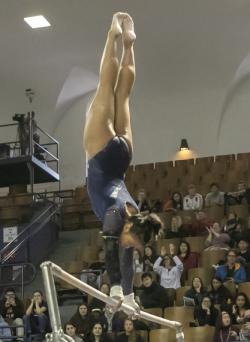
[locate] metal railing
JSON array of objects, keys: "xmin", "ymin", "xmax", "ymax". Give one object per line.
[{"xmin": 41, "ymin": 261, "xmax": 184, "ymax": 342}]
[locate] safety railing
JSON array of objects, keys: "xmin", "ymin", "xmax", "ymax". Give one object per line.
[
  {"xmin": 41, "ymin": 261, "xmax": 185, "ymax": 342},
  {"xmin": 0, "ymin": 262, "xmax": 36, "ymax": 298}
]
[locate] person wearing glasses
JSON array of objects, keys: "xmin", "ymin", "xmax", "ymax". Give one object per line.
[
  {"xmin": 153, "ymin": 244, "xmax": 183, "ymax": 289},
  {"xmin": 195, "ymin": 296, "xmax": 219, "ymax": 327},
  {"xmin": 215, "ymin": 249, "xmax": 246, "ymax": 284},
  {"xmin": 0, "ymin": 288, "xmax": 24, "ymax": 342}
]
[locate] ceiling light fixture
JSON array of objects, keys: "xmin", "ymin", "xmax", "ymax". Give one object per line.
[
  {"xmin": 180, "ymin": 139, "xmax": 189, "ymax": 151},
  {"xmin": 24, "ymin": 15, "xmax": 51, "ymax": 29}
]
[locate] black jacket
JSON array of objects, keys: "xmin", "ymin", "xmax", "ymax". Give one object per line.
[
  {"xmin": 195, "ymin": 305, "xmax": 219, "ymax": 327},
  {"xmin": 0, "ymin": 297, "xmax": 24, "ymax": 319},
  {"xmin": 115, "ymin": 333, "xmax": 143, "ymax": 342},
  {"xmin": 102, "ymin": 313, "xmax": 124, "ymax": 334},
  {"xmin": 140, "ymin": 281, "xmax": 168, "ymax": 309}
]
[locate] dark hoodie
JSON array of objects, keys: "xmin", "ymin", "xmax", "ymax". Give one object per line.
[
  {"xmin": 0, "ymin": 296, "xmax": 24, "ymax": 319},
  {"xmin": 140, "ymin": 280, "xmax": 168, "ymax": 309},
  {"xmin": 195, "ymin": 301, "xmax": 219, "ymax": 327},
  {"xmin": 208, "ymin": 284, "xmax": 232, "ymax": 312}
]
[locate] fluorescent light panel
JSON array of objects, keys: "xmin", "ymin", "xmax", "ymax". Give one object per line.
[{"xmin": 24, "ymin": 15, "xmax": 51, "ymax": 28}]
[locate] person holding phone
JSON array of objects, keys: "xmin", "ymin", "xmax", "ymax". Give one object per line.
[{"xmin": 231, "ymin": 293, "xmax": 250, "ymax": 325}]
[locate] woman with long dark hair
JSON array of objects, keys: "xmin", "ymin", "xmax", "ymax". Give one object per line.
[
  {"xmin": 85, "ymin": 322, "xmax": 113, "ymax": 342},
  {"xmin": 83, "ymin": 13, "xmax": 162, "ymax": 311},
  {"xmin": 184, "ymin": 277, "xmax": 208, "ymax": 306},
  {"xmin": 133, "ymin": 249, "xmax": 143, "ymax": 273},
  {"xmin": 177, "ymin": 241, "xmax": 198, "ymax": 271},
  {"xmin": 208, "ymin": 276, "xmax": 233, "ymax": 312},
  {"xmin": 115, "ymin": 318, "xmax": 144, "ymax": 342},
  {"xmin": 163, "ymin": 191, "xmax": 183, "ymax": 213},
  {"xmin": 64, "ymin": 322, "xmax": 83, "ymax": 342},
  {"xmin": 232, "ymin": 292, "xmax": 250, "ymax": 324},
  {"xmin": 69, "ymin": 303, "xmax": 95, "ymax": 337},
  {"xmin": 213, "ymin": 311, "xmax": 239, "ymax": 342},
  {"xmin": 142, "ymin": 245, "xmax": 158, "ymax": 272},
  {"xmin": 195, "ymin": 295, "xmax": 219, "ymax": 327},
  {"xmin": 89, "ymin": 283, "xmax": 110, "ymax": 313}
]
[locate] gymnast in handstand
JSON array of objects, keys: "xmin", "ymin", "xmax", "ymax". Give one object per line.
[{"xmin": 84, "ymin": 13, "xmax": 162, "ymax": 313}]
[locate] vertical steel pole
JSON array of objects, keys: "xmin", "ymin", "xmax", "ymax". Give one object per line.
[
  {"xmin": 21, "ymin": 264, "xmax": 24, "ymax": 299},
  {"xmin": 41, "ymin": 261, "xmax": 62, "ymax": 342}
]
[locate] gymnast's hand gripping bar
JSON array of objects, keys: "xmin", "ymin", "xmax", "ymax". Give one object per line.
[{"xmin": 40, "ymin": 261, "xmax": 184, "ymax": 342}]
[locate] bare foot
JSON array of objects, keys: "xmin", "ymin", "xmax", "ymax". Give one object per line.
[
  {"xmin": 122, "ymin": 14, "xmax": 136, "ymax": 43},
  {"xmin": 110, "ymin": 12, "xmax": 124, "ymax": 36}
]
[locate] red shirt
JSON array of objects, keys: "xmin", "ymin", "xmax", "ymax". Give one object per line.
[{"xmin": 178, "ymin": 252, "xmax": 198, "ymax": 271}]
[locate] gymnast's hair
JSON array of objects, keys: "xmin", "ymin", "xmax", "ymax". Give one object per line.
[{"xmin": 128, "ymin": 213, "xmax": 163, "ymax": 244}]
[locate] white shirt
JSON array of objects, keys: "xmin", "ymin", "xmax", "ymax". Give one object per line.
[
  {"xmin": 183, "ymin": 193, "xmax": 203, "ymax": 210},
  {"xmin": 153, "ymin": 256, "xmax": 183, "ymax": 289}
]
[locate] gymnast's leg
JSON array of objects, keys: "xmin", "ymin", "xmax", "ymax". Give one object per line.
[{"xmin": 83, "ymin": 13, "xmax": 123, "ymax": 160}]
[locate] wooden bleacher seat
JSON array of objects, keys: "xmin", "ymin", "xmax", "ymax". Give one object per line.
[
  {"xmin": 183, "ymin": 325, "xmax": 215, "ymax": 342},
  {"xmin": 141, "ymin": 308, "xmax": 163, "ymax": 327},
  {"xmin": 76, "ymin": 245, "xmax": 102, "ymax": 262},
  {"xmin": 89, "ymin": 231, "xmax": 103, "ymax": 246},
  {"xmin": 133, "ymin": 271, "xmax": 157, "ymax": 288},
  {"xmin": 149, "ymin": 329, "xmax": 174, "ymax": 342},
  {"xmin": 22, "ymin": 298, "xmax": 31, "ymax": 312},
  {"xmin": 237, "ymin": 152, "xmax": 250, "ymax": 162},
  {"xmin": 187, "ymin": 267, "xmax": 215, "ymax": 287},
  {"xmin": 199, "ymin": 250, "xmax": 227, "ymax": 268},
  {"xmin": 181, "ymin": 236, "xmax": 206, "ymax": 253},
  {"xmin": 153, "ymin": 238, "xmax": 181, "ymax": 255},
  {"xmin": 204, "ymin": 205, "xmax": 225, "ymax": 222},
  {"xmin": 230, "ymin": 159, "xmax": 248, "ymax": 172},
  {"xmin": 215, "ymin": 154, "xmax": 236, "ymax": 163},
  {"xmin": 225, "ymin": 204, "xmax": 249, "ymax": 219},
  {"xmin": 238, "ymin": 282, "xmax": 250, "ymax": 299},
  {"xmin": 209, "ymin": 162, "xmax": 229, "ymax": 176},
  {"xmin": 201, "ymin": 172, "xmax": 221, "ymax": 185},
  {"xmin": 163, "ymin": 306, "xmax": 194, "ymax": 330},
  {"xmin": 175, "ymin": 159, "xmax": 195, "ymax": 167},
  {"xmin": 4, "ymin": 318, "xmax": 13, "ymax": 325},
  {"xmin": 175, "ymin": 286, "xmax": 191, "ymax": 306},
  {"xmin": 60, "ymin": 261, "xmax": 88, "ymax": 290},
  {"xmin": 135, "ymin": 163, "xmax": 154, "ymax": 171},
  {"xmin": 166, "ymin": 288, "xmax": 176, "ymax": 307},
  {"xmin": 180, "ymin": 270, "xmax": 187, "ymax": 287},
  {"xmin": 156, "ymin": 212, "xmax": 174, "ymax": 230},
  {"xmin": 196, "ymin": 156, "xmax": 214, "ymax": 165},
  {"xmin": 106, "ymin": 332, "xmax": 115, "ymax": 341}
]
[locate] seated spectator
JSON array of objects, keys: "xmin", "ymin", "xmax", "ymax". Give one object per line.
[
  {"xmin": 0, "ymin": 315, "xmax": 11, "ymax": 342},
  {"xmin": 183, "ymin": 184, "xmax": 203, "ymax": 211},
  {"xmin": 184, "ymin": 277, "xmax": 208, "ymax": 306},
  {"xmin": 165, "ymin": 216, "xmax": 189, "ymax": 239},
  {"xmin": 0, "ymin": 287, "xmax": 24, "ymax": 341},
  {"xmin": 142, "ymin": 245, "xmax": 158, "ymax": 272},
  {"xmin": 225, "ymin": 181, "xmax": 250, "ymax": 206},
  {"xmin": 237, "ymin": 239, "xmax": 250, "ymax": 263},
  {"xmin": 102, "ymin": 303, "xmax": 124, "ymax": 334},
  {"xmin": 205, "ymin": 222, "xmax": 230, "ymax": 251},
  {"xmin": 232, "ymin": 293, "xmax": 250, "ymax": 324},
  {"xmin": 208, "ymin": 276, "xmax": 233, "ymax": 312},
  {"xmin": 88, "ymin": 247, "xmax": 106, "ymax": 274},
  {"xmin": 189, "ymin": 211, "xmax": 214, "ymax": 237},
  {"xmin": 205, "ymin": 182, "xmax": 224, "ymax": 207},
  {"xmin": 115, "ymin": 318, "xmax": 144, "ymax": 342},
  {"xmin": 85, "ymin": 321, "xmax": 113, "ymax": 342},
  {"xmin": 134, "ymin": 249, "xmax": 143, "ymax": 273},
  {"xmin": 177, "ymin": 241, "xmax": 198, "ymax": 271},
  {"xmin": 215, "ymin": 249, "xmax": 247, "ymax": 284},
  {"xmin": 23, "ymin": 290, "xmax": 52, "ymax": 341},
  {"xmin": 69, "ymin": 303, "xmax": 94, "ymax": 338},
  {"xmin": 135, "ymin": 189, "xmax": 150, "ymax": 214},
  {"xmin": 163, "ymin": 191, "xmax": 183, "ymax": 214},
  {"xmin": 139, "ymin": 272, "xmax": 168, "ymax": 309},
  {"xmin": 153, "ymin": 245, "xmax": 183, "ymax": 289},
  {"xmin": 64, "ymin": 322, "xmax": 83, "ymax": 342},
  {"xmin": 195, "ymin": 295, "xmax": 219, "ymax": 327},
  {"xmin": 213, "ymin": 311, "xmax": 239, "ymax": 342},
  {"xmin": 89, "ymin": 283, "xmax": 110, "ymax": 313},
  {"xmin": 239, "ymin": 309, "xmax": 250, "ymax": 340}
]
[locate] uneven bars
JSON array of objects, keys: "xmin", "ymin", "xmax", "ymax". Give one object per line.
[{"xmin": 41, "ymin": 261, "xmax": 184, "ymax": 342}]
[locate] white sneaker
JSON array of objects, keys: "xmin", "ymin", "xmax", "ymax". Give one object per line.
[{"xmin": 123, "ymin": 293, "xmax": 140, "ymax": 319}]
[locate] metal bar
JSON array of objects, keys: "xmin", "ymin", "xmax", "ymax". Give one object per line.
[
  {"xmin": 33, "ymin": 141, "xmax": 58, "ymax": 161},
  {"xmin": 33, "ymin": 124, "xmax": 59, "ymax": 144},
  {"xmin": 0, "ymin": 263, "xmax": 36, "ymax": 288},
  {"xmin": 0, "ymin": 123, "xmax": 19, "ymax": 128},
  {"xmin": 44, "ymin": 262, "xmax": 184, "ymax": 342},
  {"xmin": 22, "ymin": 264, "xmax": 24, "ymax": 298}
]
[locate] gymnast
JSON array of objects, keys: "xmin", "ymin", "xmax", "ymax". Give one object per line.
[{"xmin": 83, "ymin": 13, "xmax": 162, "ymax": 313}]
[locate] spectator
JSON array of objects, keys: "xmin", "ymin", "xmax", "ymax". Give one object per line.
[
  {"xmin": 135, "ymin": 189, "xmax": 149, "ymax": 214},
  {"xmin": 205, "ymin": 183, "xmax": 224, "ymax": 207},
  {"xmin": 88, "ymin": 248, "xmax": 106, "ymax": 274},
  {"xmin": 215, "ymin": 249, "xmax": 247, "ymax": 284},
  {"xmin": 85, "ymin": 321, "xmax": 113, "ymax": 342},
  {"xmin": 208, "ymin": 276, "xmax": 233, "ymax": 312},
  {"xmin": 139, "ymin": 272, "xmax": 168, "ymax": 309},
  {"xmin": 134, "ymin": 250, "xmax": 143, "ymax": 273},
  {"xmin": 18, "ymin": 111, "xmax": 40, "ymax": 156},
  {"xmin": 115, "ymin": 318, "xmax": 144, "ymax": 342},
  {"xmin": 0, "ymin": 315, "xmax": 11, "ymax": 342},
  {"xmin": 165, "ymin": 216, "xmax": 189, "ymax": 239},
  {"xmin": 195, "ymin": 296, "xmax": 219, "ymax": 327},
  {"xmin": 89, "ymin": 283, "xmax": 110, "ymax": 313},
  {"xmin": 153, "ymin": 244, "xmax": 183, "ymax": 289},
  {"xmin": 190, "ymin": 211, "xmax": 214, "ymax": 237},
  {"xmin": 23, "ymin": 290, "xmax": 52, "ymax": 341},
  {"xmin": 224, "ymin": 213, "xmax": 240, "ymax": 243},
  {"xmin": 163, "ymin": 191, "xmax": 183, "ymax": 214},
  {"xmin": 205, "ymin": 222, "xmax": 230, "ymax": 251},
  {"xmin": 0, "ymin": 287, "xmax": 24, "ymax": 341},
  {"xmin": 184, "ymin": 277, "xmax": 208, "ymax": 306},
  {"xmin": 177, "ymin": 241, "xmax": 198, "ymax": 271},
  {"xmin": 213, "ymin": 311, "xmax": 239, "ymax": 342},
  {"xmin": 225, "ymin": 181, "xmax": 250, "ymax": 206},
  {"xmin": 232, "ymin": 293, "xmax": 250, "ymax": 324},
  {"xmin": 237, "ymin": 239, "xmax": 250, "ymax": 263},
  {"xmin": 102, "ymin": 303, "xmax": 124, "ymax": 334},
  {"xmin": 69, "ymin": 303, "xmax": 94, "ymax": 338},
  {"xmin": 64, "ymin": 322, "xmax": 83, "ymax": 342},
  {"xmin": 183, "ymin": 184, "xmax": 203, "ymax": 211},
  {"xmin": 239, "ymin": 309, "xmax": 250, "ymax": 340},
  {"xmin": 142, "ymin": 245, "xmax": 158, "ymax": 272}
]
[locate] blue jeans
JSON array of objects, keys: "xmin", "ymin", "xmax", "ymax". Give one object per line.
[{"xmin": 23, "ymin": 314, "xmax": 52, "ymax": 334}]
